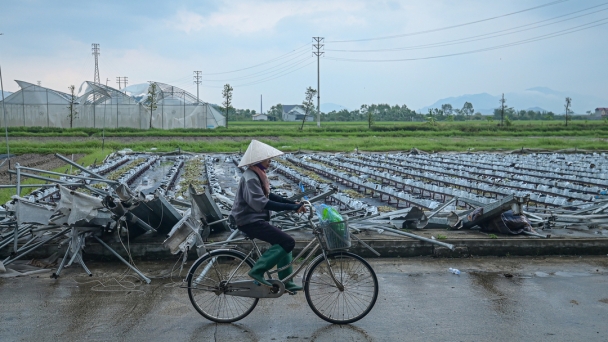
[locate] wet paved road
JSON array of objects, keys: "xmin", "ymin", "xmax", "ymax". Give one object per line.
[{"xmin": 1, "ymin": 256, "xmax": 608, "ymax": 342}]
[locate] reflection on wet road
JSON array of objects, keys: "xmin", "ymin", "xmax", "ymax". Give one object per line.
[{"xmin": 1, "ymin": 256, "xmax": 607, "ymax": 341}]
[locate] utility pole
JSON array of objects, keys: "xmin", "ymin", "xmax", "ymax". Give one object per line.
[
  {"xmin": 260, "ymin": 94, "xmax": 263, "ymax": 118},
  {"xmin": 106, "ymin": 78, "xmax": 110, "ymax": 86},
  {"xmin": 500, "ymin": 93, "xmax": 506, "ymax": 126},
  {"xmin": 116, "ymin": 77, "xmax": 128, "ymax": 90},
  {"xmin": 37, "ymin": 81, "xmax": 41, "ymax": 86},
  {"xmin": 565, "ymin": 97, "xmax": 572, "ymax": 127},
  {"xmin": 92, "ymin": 44, "xmax": 100, "ymax": 129},
  {"xmin": 0, "ymin": 33, "xmax": 10, "ymax": 174},
  {"xmin": 193, "ymin": 71, "xmax": 202, "ymax": 103},
  {"xmin": 91, "ymin": 43, "xmax": 100, "ymax": 84},
  {"xmin": 313, "ymin": 37, "xmax": 324, "ymax": 128}
]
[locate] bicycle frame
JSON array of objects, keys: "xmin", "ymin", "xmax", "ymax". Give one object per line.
[{"xmin": 245, "ymin": 221, "xmax": 346, "ymax": 292}]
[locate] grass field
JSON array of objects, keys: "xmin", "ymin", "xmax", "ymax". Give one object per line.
[{"xmin": 1, "ymin": 120, "xmax": 607, "ymax": 154}]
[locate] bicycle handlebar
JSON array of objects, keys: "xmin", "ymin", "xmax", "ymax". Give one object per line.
[{"xmin": 301, "ymin": 200, "xmax": 314, "ymax": 221}]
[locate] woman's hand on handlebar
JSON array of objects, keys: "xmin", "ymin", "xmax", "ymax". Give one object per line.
[{"xmin": 296, "ymin": 204, "xmax": 307, "ymax": 214}]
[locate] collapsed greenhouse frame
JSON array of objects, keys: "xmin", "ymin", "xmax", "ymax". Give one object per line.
[{"xmin": 0, "ymin": 80, "xmax": 225, "ymax": 129}]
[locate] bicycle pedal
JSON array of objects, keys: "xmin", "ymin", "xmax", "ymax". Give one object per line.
[{"xmin": 287, "ymin": 290, "xmax": 297, "ymax": 295}]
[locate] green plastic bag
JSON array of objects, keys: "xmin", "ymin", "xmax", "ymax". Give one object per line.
[{"xmin": 315, "ymin": 204, "xmax": 345, "ymax": 235}]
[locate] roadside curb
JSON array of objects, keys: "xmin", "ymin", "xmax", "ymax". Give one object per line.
[{"xmin": 2, "ymin": 237, "xmax": 607, "ymax": 261}]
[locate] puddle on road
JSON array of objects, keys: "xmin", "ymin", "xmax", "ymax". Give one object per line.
[
  {"xmin": 188, "ymin": 322, "xmax": 259, "ymax": 342},
  {"xmin": 468, "ymin": 271, "xmax": 523, "ymax": 315},
  {"xmin": 310, "ymin": 324, "xmax": 374, "ymax": 342}
]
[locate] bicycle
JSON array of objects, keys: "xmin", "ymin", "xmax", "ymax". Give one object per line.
[{"xmin": 185, "ymin": 202, "xmax": 379, "ymax": 324}]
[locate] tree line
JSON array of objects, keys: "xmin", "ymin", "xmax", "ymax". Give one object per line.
[{"xmin": 212, "ymin": 83, "xmax": 597, "ymax": 124}]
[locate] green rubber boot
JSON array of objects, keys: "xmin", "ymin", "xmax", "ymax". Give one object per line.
[
  {"xmin": 278, "ymin": 251, "xmax": 303, "ymax": 292},
  {"xmin": 248, "ymin": 244, "xmax": 288, "ymax": 287}
]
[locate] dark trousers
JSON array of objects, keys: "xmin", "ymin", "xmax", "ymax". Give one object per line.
[{"xmin": 238, "ymin": 220, "xmax": 295, "ymax": 253}]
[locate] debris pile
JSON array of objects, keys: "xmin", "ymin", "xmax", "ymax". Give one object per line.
[{"xmin": 2, "ymin": 150, "xmax": 607, "ymax": 281}]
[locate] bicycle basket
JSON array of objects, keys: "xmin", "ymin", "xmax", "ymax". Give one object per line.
[{"xmin": 320, "ymin": 217, "xmax": 350, "ymax": 251}]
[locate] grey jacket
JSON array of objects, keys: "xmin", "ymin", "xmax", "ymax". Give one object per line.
[{"xmin": 230, "ymin": 169, "xmax": 270, "ymax": 226}]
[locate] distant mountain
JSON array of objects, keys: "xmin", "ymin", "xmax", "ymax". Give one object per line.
[
  {"xmin": 420, "ymin": 93, "xmax": 498, "ymax": 115},
  {"xmin": 321, "ymin": 102, "xmax": 349, "ymax": 113},
  {"xmin": 1, "ymin": 90, "xmax": 12, "ymax": 99},
  {"xmin": 420, "ymin": 87, "xmax": 607, "ymax": 115}
]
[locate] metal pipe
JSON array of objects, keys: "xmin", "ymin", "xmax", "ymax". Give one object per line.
[
  {"xmin": 54, "ymin": 153, "xmax": 108, "ymax": 181},
  {"xmin": 196, "ymin": 229, "xmax": 240, "ymax": 281},
  {"xmin": 16, "ymin": 164, "xmax": 21, "ymax": 196},
  {"xmin": 0, "ymin": 183, "xmax": 82, "ymax": 189},
  {"xmin": 349, "ymin": 233, "xmax": 381, "ymax": 256},
  {"xmin": 533, "ymin": 213, "xmax": 608, "ymax": 219},
  {"xmin": 30, "ymin": 225, "xmax": 61, "ymax": 233},
  {"xmin": 17, "ymin": 166, "xmax": 120, "ymax": 184},
  {"xmin": 92, "ymin": 235, "xmax": 151, "ymax": 284},
  {"xmin": 12, "ymin": 223, "xmax": 18, "ymax": 253},
  {"xmin": 15, "ymin": 235, "xmax": 38, "ymax": 253},
  {"xmin": 52, "ymin": 243, "xmax": 72, "ymax": 278},
  {"xmin": 426, "ymin": 198, "xmax": 457, "ymax": 220},
  {"xmin": 3, "ymin": 228, "xmax": 69, "ymax": 266},
  {"xmin": 359, "ymin": 226, "xmax": 455, "ymax": 250},
  {"xmin": 9, "ymin": 170, "xmax": 81, "ymax": 184},
  {"xmin": 523, "ymin": 231, "xmax": 551, "ymax": 238},
  {"xmin": 0, "ymin": 223, "xmax": 32, "ymax": 248},
  {"xmin": 75, "ymin": 253, "xmax": 92, "ymax": 276},
  {"xmin": 83, "ymin": 184, "xmax": 110, "ymax": 196},
  {"xmin": 66, "ymin": 234, "xmax": 84, "ymax": 267}
]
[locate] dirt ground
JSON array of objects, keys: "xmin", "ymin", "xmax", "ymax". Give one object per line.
[{"xmin": 0, "ymin": 153, "xmax": 85, "ymax": 185}]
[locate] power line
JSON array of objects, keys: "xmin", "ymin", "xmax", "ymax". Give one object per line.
[
  {"xmin": 199, "ymin": 43, "xmax": 310, "ymax": 75},
  {"xmin": 189, "ymin": 60, "xmax": 315, "ymax": 90},
  {"xmin": 324, "ymin": 18, "xmax": 608, "ymax": 62},
  {"xmin": 200, "ymin": 54, "xmax": 311, "ymax": 83},
  {"xmin": 230, "ymin": 61, "xmax": 315, "ymax": 88},
  {"xmin": 159, "ymin": 49, "xmax": 310, "ymax": 87},
  {"xmin": 326, "ymin": 4, "xmax": 608, "ymax": 53},
  {"xmin": 327, "ymin": 0, "xmax": 570, "ymax": 43},
  {"xmin": 167, "ymin": 56, "xmax": 312, "ymax": 91}
]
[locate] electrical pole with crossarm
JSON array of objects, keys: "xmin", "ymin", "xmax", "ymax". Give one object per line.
[
  {"xmin": 0, "ymin": 33, "xmax": 10, "ymax": 171},
  {"xmin": 313, "ymin": 37, "xmax": 324, "ymax": 128},
  {"xmin": 193, "ymin": 71, "xmax": 202, "ymax": 103}
]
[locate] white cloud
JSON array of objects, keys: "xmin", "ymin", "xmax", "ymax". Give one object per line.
[{"xmin": 167, "ymin": 0, "xmax": 366, "ymax": 35}]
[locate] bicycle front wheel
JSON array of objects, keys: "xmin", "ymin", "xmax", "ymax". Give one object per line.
[
  {"xmin": 304, "ymin": 252, "xmax": 378, "ymax": 324},
  {"xmin": 187, "ymin": 250, "xmax": 258, "ymax": 323}
]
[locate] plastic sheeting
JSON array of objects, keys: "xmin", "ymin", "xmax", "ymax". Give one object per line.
[{"xmin": 0, "ymin": 80, "xmax": 225, "ymax": 129}]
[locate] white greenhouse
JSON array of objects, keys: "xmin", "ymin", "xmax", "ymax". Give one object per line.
[{"xmin": 0, "ymin": 80, "xmax": 225, "ymax": 129}]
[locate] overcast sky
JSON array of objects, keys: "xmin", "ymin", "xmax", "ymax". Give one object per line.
[{"xmin": 1, "ymin": 0, "xmax": 607, "ymax": 111}]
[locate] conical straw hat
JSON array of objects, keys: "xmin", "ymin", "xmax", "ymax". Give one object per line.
[{"xmin": 238, "ymin": 140, "xmax": 284, "ymax": 167}]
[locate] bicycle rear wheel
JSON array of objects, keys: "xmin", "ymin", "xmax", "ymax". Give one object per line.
[
  {"xmin": 187, "ymin": 250, "xmax": 258, "ymax": 323},
  {"xmin": 304, "ymin": 252, "xmax": 378, "ymax": 324}
]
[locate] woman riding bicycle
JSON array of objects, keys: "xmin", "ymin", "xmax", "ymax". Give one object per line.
[{"xmin": 230, "ymin": 140, "xmax": 306, "ymax": 292}]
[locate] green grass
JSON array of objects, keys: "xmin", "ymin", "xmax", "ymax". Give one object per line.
[
  {"xmin": 0, "ymin": 121, "xmax": 606, "ymax": 154},
  {"xmin": 2, "ymin": 136, "xmax": 607, "ymax": 154}
]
